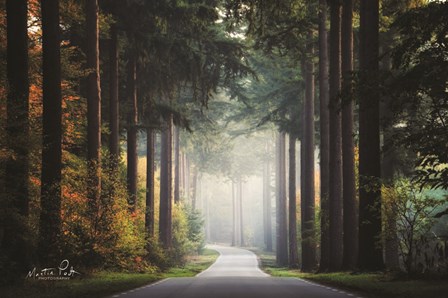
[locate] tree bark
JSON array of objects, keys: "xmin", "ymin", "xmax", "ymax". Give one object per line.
[
  {"xmin": 145, "ymin": 129, "xmax": 155, "ymax": 237},
  {"xmin": 276, "ymin": 132, "xmax": 288, "ymax": 266},
  {"xmin": 381, "ymin": 34, "xmax": 400, "ymax": 271},
  {"xmin": 86, "ymin": 0, "xmax": 102, "ymax": 212},
  {"xmin": 288, "ymin": 134, "xmax": 299, "ymax": 268},
  {"xmin": 126, "ymin": 53, "xmax": 138, "ymax": 210},
  {"xmin": 302, "ymin": 36, "xmax": 317, "ymax": 271},
  {"xmin": 358, "ymin": 0, "xmax": 384, "ymax": 271},
  {"xmin": 159, "ymin": 117, "xmax": 173, "ymax": 248},
  {"xmin": 232, "ymin": 181, "xmax": 237, "ymax": 246},
  {"xmin": 39, "ymin": 0, "xmax": 63, "ymax": 264},
  {"xmin": 109, "ymin": 25, "xmax": 119, "ymax": 162},
  {"xmin": 318, "ymin": 0, "xmax": 330, "ymax": 272},
  {"xmin": 263, "ymin": 141, "xmax": 273, "ymax": 252},
  {"xmin": 174, "ymin": 126, "xmax": 180, "ymax": 203},
  {"xmin": 4, "ymin": 0, "xmax": 30, "ymax": 276},
  {"xmin": 329, "ymin": 0, "xmax": 343, "ymax": 271},
  {"xmin": 341, "ymin": 0, "xmax": 358, "ymax": 270},
  {"xmin": 238, "ymin": 177, "xmax": 245, "ymax": 247}
]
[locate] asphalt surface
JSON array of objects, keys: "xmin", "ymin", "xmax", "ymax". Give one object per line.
[{"xmin": 110, "ymin": 245, "xmax": 360, "ymax": 298}]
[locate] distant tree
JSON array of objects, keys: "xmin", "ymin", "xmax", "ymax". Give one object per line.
[
  {"xmin": 276, "ymin": 132, "xmax": 288, "ymax": 266},
  {"xmin": 146, "ymin": 128, "xmax": 155, "ymax": 236},
  {"xmin": 263, "ymin": 140, "xmax": 273, "ymax": 252},
  {"xmin": 159, "ymin": 116, "xmax": 173, "ymax": 248},
  {"xmin": 126, "ymin": 52, "xmax": 138, "ymax": 210},
  {"xmin": 289, "ymin": 132, "xmax": 299, "ymax": 268}
]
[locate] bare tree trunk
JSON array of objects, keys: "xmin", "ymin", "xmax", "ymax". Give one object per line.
[
  {"xmin": 174, "ymin": 126, "xmax": 180, "ymax": 203},
  {"xmin": 358, "ymin": 0, "xmax": 384, "ymax": 271},
  {"xmin": 329, "ymin": 1, "xmax": 343, "ymax": 271},
  {"xmin": 318, "ymin": 0, "xmax": 330, "ymax": 272},
  {"xmin": 276, "ymin": 132, "xmax": 288, "ymax": 266},
  {"xmin": 381, "ymin": 34, "xmax": 400, "ymax": 271},
  {"xmin": 239, "ymin": 177, "xmax": 245, "ymax": 247},
  {"xmin": 263, "ymin": 141, "xmax": 273, "ymax": 252},
  {"xmin": 126, "ymin": 53, "xmax": 138, "ymax": 210},
  {"xmin": 86, "ymin": 0, "xmax": 102, "ymax": 213},
  {"xmin": 185, "ymin": 155, "xmax": 191, "ymax": 202},
  {"xmin": 145, "ymin": 129, "xmax": 155, "ymax": 236},
  {"xmin": 192, "ymin": 167, "xmax": 198, "ymax": 210},
  {"xmin": 39, "ymin": 0, "xmax": 63, "ymax": 264},
  {"xmin": 159, "ymin": 117, "xmax": 173, "ymax": 248},
  {"xmin": 288, "ymin": 134, "xmax": 299, "ymax": 268},
  {"xmin": 4, "ymin": 0, "xmax": 30, "ymax": 278},
  {"xmin": 232, "ymin": 181, "xmax": 237, "ymax": 246},
  {"xmin": 302, "ymin": 36, "xmax": 317, "ymax": 271},
  {"xmin": 341, "ymin": 0, "xmax": 358, "ymax": 270},
  {"xmin": 109, "ymin": 25, "xmax": 119, "ymax": 162}
]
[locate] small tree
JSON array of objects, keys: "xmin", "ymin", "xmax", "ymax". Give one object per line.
[{"xmin": 383, "ymin": 179, "xmax": 448, "ymax": 274}]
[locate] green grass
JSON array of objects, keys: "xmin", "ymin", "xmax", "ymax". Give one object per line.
[
  {"xmin": 255, "ymin": 250, "xmax": 448, "ymax": 298},
  {"xmin": 0, "ymin": 248, "xmax": 219, "ymax": 298}
]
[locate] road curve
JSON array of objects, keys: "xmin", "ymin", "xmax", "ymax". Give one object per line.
[{"xmin": 110, "ymin": 245, "xmax": 360, "ymax": 298}]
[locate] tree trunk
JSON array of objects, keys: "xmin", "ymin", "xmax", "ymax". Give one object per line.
[
  {"xmin": 318, "ymin": 0, "xmax": 330, "ymax": 272},
  {"xmin": 159, "ymin": 117, "xmax": 173, "ymax": 248},
  {"xmin": 126, "ymin": 53, "xmax": 138, "ymax": 210},
  {"xmin": 39, "ymin": 0, "xmax": 63, "ymax": 264},
  {"xmin": 238, "ymin": 177, "xmax": 244, "ymax": 247},
  {"xmin": 341, "ymin": 0, "xmax": 358, "ymax": 270},
  {"xmin": 185, "ymin": 156, "xmax": 191, "ymax": 202},
  {"xmin": 4, "ymin": 0, "xmax": 30, "ymax": 277},
  {"xmin": 288, "ymin": 134, "xmax": 299, "ymax": 268},
  {"xmin": 174, "ymin": 126, "xmax": 180, "ymax": 203},
  {"xmin": 302, "ymin": 36, "xmax": 317, "ymax": 271},
  {"xmin": 381, "ymin": 34, "xmax": 400, "ymax": 271},
  {"xmin": 276, "ymin": 132, "xmax": 288, "ymax": 266},
  {"xmin": 192, "ymin": 167, "xmax": 198, "ymax": 209},
  {"xmin": 263, "ymin": 141, "xmax": 273, "ymax": 252},
  {"xmin": 232, "ymin": 181, "xmax": 237, "ymax": 246},
  {"xmin": 145, "ymin": 129, "xmax": 155, "ymax": 237},
  {"xmin": 329, "ymin": 1, "xmax": 343, "ymax": 271},
  {"xmin": 86, "ymin": 0, "xmax": 102, "ymax": 212},
  {"xmin": 358, "ymin": 0, "xmax": 384, "ymax": 271},
  {"xmin": 109, "ymin": 25, "xmax": 119, "ymax": 162}
]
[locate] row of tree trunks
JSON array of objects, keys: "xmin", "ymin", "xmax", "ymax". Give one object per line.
[{"xmin": 39, "ymin": 0, "xmax": 63, "ymax": 264}]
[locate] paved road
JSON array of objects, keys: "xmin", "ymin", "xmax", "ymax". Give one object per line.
[{"xmin": 110, "ymin": 245, "xmax": 360, "ymax": 298}]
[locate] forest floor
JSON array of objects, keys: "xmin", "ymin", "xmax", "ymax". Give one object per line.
[
  {"xmin": 254, "ymin": 249, "xmax": 448, "ymax": 298},
  {"xmin": 0, "ymin": 248, "xmax": 219, "ymax": 298}
]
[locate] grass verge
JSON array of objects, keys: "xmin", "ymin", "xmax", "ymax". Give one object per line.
[
  {"xmin": 0, "ymin": 248, "xmax": 219, "ymax": 298},
  {"xmin": 255, "ymin": 250, "xmax": 448, "ymax": 298}
]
